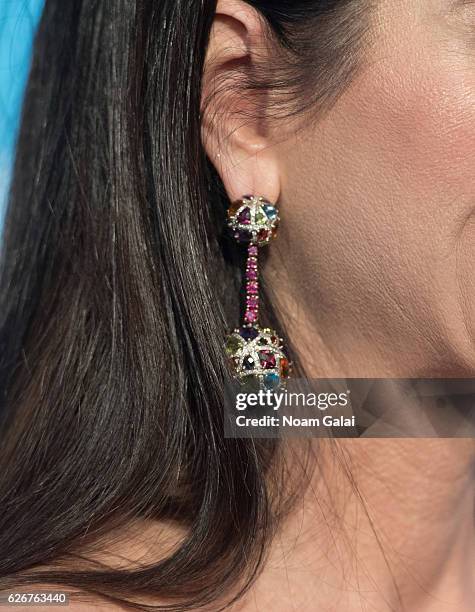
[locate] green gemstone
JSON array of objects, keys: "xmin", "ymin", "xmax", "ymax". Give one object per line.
[
  {"xmin": 226, "ymin": 335, "xmax": 243, "ymax": 356},
  {"xmin": 255, "ymin": 209, "xmax": 267, "ymax": 224},
  {"xmin": 239, "ymin": 374, "xmax": 260, "ymax": 393}
]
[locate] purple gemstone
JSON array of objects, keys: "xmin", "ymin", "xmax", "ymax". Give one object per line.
[
  {"xmin": 235, "ymin": 229, "xmax": 252, "ymax": 243},
  {"xmin": 237, "ymin": 207, "xmax": 251, "ymax": 225},
  {"xmin": 258, "ymin": 350, "xmax": 276, "ymax": 369},
  {"xmin": 239, "ymin": 326, "xmax": 259, "ymax": 341},
  {"xmin": 247, "ymin": 281, "xmax": 258, "ymax": 293},
  {"xmin": 247, "ymin": 298, "xmax": 259, "ymax": 308},
  {"xmin": 247, "ymin": 260, "xmax": 257, "ymax": 270},
  {"xmin": 246, "ymin": 269, "xmax": 257, "ymax": 280},
  {"xmin": 248, "ymin": 246, "xmax": 258, "ymax": 256}
]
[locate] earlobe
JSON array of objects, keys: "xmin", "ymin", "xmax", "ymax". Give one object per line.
[
  {"xmin": 200, "ymin": 0, "xmax": 281, "ymax": 204},
  {"xmin": 208, "ymin": 138, "xmax": 281, "ymax": 204}
]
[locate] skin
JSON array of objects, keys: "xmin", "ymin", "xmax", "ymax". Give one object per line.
[
  {"xmin": 229, "ymin": 438, "xmax": 475, "ymax": 611},
  {"xmin": 201, "ymin": 1, "xmax": 475, "ymax": 610},
  {"xmin": 9, "ymin": 1, "xmax": 474, "ymax": 610},
  {"xmin": 272, "ymin": 0, "xmax": 475, "ymax": 380},
  {"xmin": 203, "ymin": 0, "xmax": 475, "ymax": 380}
]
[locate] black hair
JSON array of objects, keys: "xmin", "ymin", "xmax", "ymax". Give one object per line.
[{"xmin": 0, "ymin": 1, "xmax": 370, "ymax": 609}]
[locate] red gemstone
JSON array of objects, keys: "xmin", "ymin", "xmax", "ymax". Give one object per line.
[
  {"xmin": 229, "ymin": 356, "xmax": 240, "ymax": 369},
  {"xmin": 245, "ymin": 310, "xmax": 258, "ymax": 323},
  {"xmin": 258, "ymin": 350, "xmax": 276, "ymax": 369},
  {"xmin": 280, "ymin": 357, "xmax": 291, "ymax": 378},
  {"xmin": 246, "ymin": 269, "xmax": 257, "ymax": 280}
]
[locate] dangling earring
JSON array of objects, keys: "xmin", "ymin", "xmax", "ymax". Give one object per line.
[{"xmin": 225, "ymin": 195, "xmax": 291, "ymax": 391}]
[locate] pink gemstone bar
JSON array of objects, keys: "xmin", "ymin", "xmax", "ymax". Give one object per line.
[{"xmin": 244, "ymin": 243, "xmax": 259, "ymax": 325}]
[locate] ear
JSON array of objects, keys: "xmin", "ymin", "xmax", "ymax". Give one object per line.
[{"xmin": 201, "ymin": 0, "xmax": 281, "ymax": 203}]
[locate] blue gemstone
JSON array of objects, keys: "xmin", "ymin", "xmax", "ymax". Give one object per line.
[
  {"xmin": 263, "ymin": 204, "xmax": 277, "ymax": 221},
  {"xmin": 239, "ymin": 326, "xmax": 259, "ymax": 341},
  {"xmin": 263, "ymin": 373, "xmax": 280, "ymax": 390},
  {"xmin": 243, "ymin": 356, "xmax": 255, "ymax": 370}
]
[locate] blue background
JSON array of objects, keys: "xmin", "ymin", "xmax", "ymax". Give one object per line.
[{"xmin": 0, "ymin": 0, "xmax": 44, "ymax": 223}]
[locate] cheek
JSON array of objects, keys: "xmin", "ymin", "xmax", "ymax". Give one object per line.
[
  {"xmin": 349, "ymin": 53, "xmax": 475, "ymax": 351},
  {"xmin": 366, "ymin": 60, "xmax": 475, "ymax": 206},
  {"xmin": 278, "ymin": 42, "xmax": 475, "ymax": 372}
]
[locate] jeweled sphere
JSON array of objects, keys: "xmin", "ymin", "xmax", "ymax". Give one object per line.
[
  {"xmin": 227, "ymin": 196, "xmax": 280, "ymax": 246},
  {"xmin": 225, "ymin": 325, "xmax": 291, "ymax": 390}
]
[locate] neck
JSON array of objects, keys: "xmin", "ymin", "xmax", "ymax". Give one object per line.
[
  {"xmin": 247, "ymin": 255, "xmax": 475, "ymax": 611},
  {"xmin": 264, "ymin": 245, "xmax": 475, "ymax": 378},
  {"xmin": 236, "ymin": 438, "xmax": 475, "ymax": 611}
]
